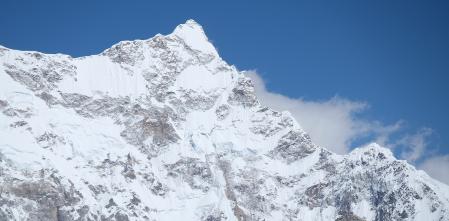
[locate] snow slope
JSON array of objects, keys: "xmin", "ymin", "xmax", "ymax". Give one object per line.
[{"xmin": 0, "ymin": 20, "xmax": 448, "ymax": 221}]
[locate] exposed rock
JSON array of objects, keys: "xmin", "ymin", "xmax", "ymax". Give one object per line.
[
  {"xmin": 227, "ymin": 77, "xmax": 258, "ymax": 107},
  {"xmin": 269, "ymin": 130, "xmax": 316, "ymax": 163},
  {"xmin": 166, "ymin": 158, "xmax": 213, "ymax": 192}
]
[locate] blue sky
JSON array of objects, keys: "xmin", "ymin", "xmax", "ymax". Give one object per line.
[{"xmin": 1, "ymin": 0, "xmax": 449, "ymax": 180}]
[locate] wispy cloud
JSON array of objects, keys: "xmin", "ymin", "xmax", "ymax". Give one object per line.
[
  {"xmin": 245, "ymin": 70, "xmax": 401, "ymax": 154},
  {"xmin": 245, "ymin": 71, "xmax": 448, "ymax": 185},
  {"xmin": 396, "ymin": 128, "xmax": 433, "ymax": 162},
  {"xmin": 419, "ymin": 155, "xmax": 449, "ymax": 185}
]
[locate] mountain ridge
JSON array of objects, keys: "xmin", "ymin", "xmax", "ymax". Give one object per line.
[{"xmin": 0, "ymin": 19, "xmax": 448, "ymax": 221}]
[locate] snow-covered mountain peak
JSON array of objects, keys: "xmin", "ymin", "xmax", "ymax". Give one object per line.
[
  {"xmin": 173, "ymin": 19, "xmax": 204, "ymax": 35},
  {"xmin": 349, "ymin": 142, "xmax": 396, "ymax": 161},
  {"xmin": 170, "ymin": 19, "xmax": 218, "ymax": 57},
  {"xmin": 1, "ymin": 21, "xmax": 449, "ymax": 221}
]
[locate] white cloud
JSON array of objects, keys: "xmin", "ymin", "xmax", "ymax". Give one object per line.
[
  {"xmin": 244, "ymin": 70, "xmax": 449, "ymax": 185},
  {"xmin": 419, "ymin": 155, "xmax": 449, "ymax": 185},
  {"xmin": 245, "ymin": 70, "xmax": 401, "ymax": 154},
  {"xmin": 393, "ymin": 129, "xmax": 449, "ymax": 185},
  {"xmin": 397, "ymin": 128, "xmax": 433, "ymax": 162}
]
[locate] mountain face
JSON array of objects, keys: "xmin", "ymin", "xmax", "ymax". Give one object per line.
[{"xmin": 0, "ymin": 20, "xmax": 448, "ymax": 221}]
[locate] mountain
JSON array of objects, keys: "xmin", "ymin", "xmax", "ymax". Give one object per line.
[{"xmin": 0, "ymin": 19, "xmax": 448, "ymax": 221}]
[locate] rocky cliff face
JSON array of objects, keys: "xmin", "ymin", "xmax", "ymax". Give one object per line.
[{"xmin": 0, "ymin": 20, "xmax": 448, "ymax": 221}]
